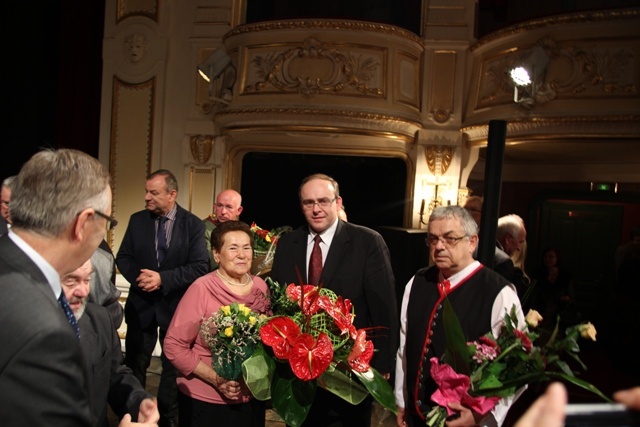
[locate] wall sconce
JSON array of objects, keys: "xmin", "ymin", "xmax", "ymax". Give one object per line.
[
  {"xmin": 419, "ymin": 145, "xmax": 455, "ymax": 226},
  {"xmin": 508, "ymin": 45, "xmax": 551, "ymax": 108}
]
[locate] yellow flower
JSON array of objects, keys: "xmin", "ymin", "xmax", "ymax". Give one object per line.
[
  {"xmin": 266, "ymin": 235, "xmax": 272, "ymax": 243},
  {"xmin": 249, "ymin": 316, "xmax": 257, "ymax": 325},
  {"xmin": 238, "ymin": 304, "xmax": 251, "ymax": 316},
  {"xmin": 224, "ymin": 326, "xmax": 234, "ymax": 337},
  {"xmin": 579, "ymin": 322, "xmax": 597, "ymax": 341},
  {"xmin": 525, "ymin": 309, "xmax": 543, "ymax": 328},
  {"xmin": 220, "ymin": 305, "xmax": 231, "ymax": 316}
]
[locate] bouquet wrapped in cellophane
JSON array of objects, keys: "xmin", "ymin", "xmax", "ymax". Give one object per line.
[{"xmin": 200, "ymin": 302, "xmax": 265, "ymax": 381}]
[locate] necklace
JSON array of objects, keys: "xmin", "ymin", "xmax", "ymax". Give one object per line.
[{"xmin": 217, "ymin": 270, "xmax": 252, "ymax": 287}]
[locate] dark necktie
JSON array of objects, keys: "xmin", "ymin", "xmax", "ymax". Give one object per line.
[
  {"xmin": 157, "ymin": 216, "xmax": 168, "ymax": 266},
  {"xmin": 308, "ymin": 235, "xmax": 323, "ymax": 285},
  {"xmin": 58, "ymin": 292, "xmax": 80, "ymax": 339}
]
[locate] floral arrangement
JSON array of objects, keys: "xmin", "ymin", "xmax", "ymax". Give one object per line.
[
  {"xmin": 250, "ymin": 222, "xmax": 283, "ymax": 253},
  {"xmin": 423, "ymin": 301, "xmax": 609, "ymax": 426},
  {"xmin": 200, "ymin": 302, "xmax": 265, "ymax": 381},
  {"xmin": 241, "ymin": 278, "xmax": 396, "ymax": 427}
]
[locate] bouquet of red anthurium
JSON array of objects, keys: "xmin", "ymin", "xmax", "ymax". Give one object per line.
[
  {"xmin": 423, "ymin": 301, "xmax": 610, "ymax": 426},
  {"xmin": 241, "ymin": 278, "xmax": 396, "ymax": 427}
]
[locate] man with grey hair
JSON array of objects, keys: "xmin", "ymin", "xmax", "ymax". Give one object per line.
[
  {"xmin": 497, "ymin": 214, "xmax": 527, "ymax": 259},
  {"xmin": 0, "ymin": 149, "xmax": 155, "ymax": 426},
  {"xmin": 395, "ymin": 205, "xmax": 524, "ymax": 427},
  {"xmin": 0, "ymin": 175, "xmax": 16, "ymax": 236}
]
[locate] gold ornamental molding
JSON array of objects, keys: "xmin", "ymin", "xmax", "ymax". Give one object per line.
[
  {"xmin": 243, "ymin": 36, "xmax": 383, "ymax": 98},
  {"xmin": 116, "ymin": 0, "xmax": 159, "ymax": 23},
  {"xmin": 213, "ymin": 107, "xmax": 422, "ymax": 139},
  {"xmin": 425, "ymin": 145, "xmax": 455, "ymax": 176},
  {"xmin": 471, "ymin": 8, "xmax": 640, "ymax": 52},
  {"xmin": 461, "ymin": 115, "xmax": 640, "ymax": 144},
  {"xmin": 224, "ymin": 19, "xmax": 424, "ymax": 47},
  {"xmin": 189, "ymin": 135, "xmax": 214, "ymax": 164}
]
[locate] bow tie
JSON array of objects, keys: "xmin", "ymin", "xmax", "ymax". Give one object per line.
[{"xmin": 438, "ymin": 279, "xmax": 451, "ymax": 297}]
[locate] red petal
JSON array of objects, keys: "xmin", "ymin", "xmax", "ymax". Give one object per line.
[
  {"xmin": 289, "ymin": 333, "xmax": 334, "ymax": 380},
  {"xmin": 347, "ymin": 329, "xmax": 374, "ymax": 372},
  {"xmin": 260, "ymin": 317, "xmax": 301, "ymax": 359}
]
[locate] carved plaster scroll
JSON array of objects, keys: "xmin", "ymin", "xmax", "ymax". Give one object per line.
[{"xmin": 243, "ymin": 37, "xmax": 384, "ymax": 98}]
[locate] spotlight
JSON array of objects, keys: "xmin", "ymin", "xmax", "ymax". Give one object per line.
[
  {"xmin": 507, "ymin": 46, "xmax": 550, "ymax": 107},
  {"xmin": 197, "ymin": 49, "xmax": 232, "ymax": 83}
]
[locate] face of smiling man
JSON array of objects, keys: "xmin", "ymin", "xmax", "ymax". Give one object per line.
[
  {"xmin": 60, "ymin": 258, "xmax": 93, "ymax": 320},
  {"xmin": 299, "ymin": 178, "xmax": 343, "ymax": 234}
]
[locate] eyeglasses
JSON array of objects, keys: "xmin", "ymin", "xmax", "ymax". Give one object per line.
[
  {"xmin": 301, "ymin": 198, "xmax": 336, "ymax": 210},
  {"xmin": 94, "ymin": 210, "xmax": 118, "ymax": 230},
  {"xmin": 425, "ymin": 234, "xmax": 467, "ymax": 247}
]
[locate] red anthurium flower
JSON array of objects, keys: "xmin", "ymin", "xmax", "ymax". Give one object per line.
[
  {"xmin": 347, "ymin": 329, "xmax": 374, "ymax": 372},
  {"xmin": 320, "ymin": 296, "xmax": 357, "ymax": 339},
  {"xmin": 286, "ymin": 284, "xmax": 326, "ymax": 315},
  {"xmin": 260, "ymin": 316, "xmax": 301, "ymax": 359},
  {"xmin": 289, "ymin": 332, "xmax": 334, "ymax": 380}
]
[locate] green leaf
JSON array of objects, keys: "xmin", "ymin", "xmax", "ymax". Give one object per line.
[
  {"xmin": 242, "ymin": 346, "xmax": 274, "ymax": 400},
  {"xmin": 352, "ymin": 367, "xmax": 398, "ymax": 415},
  {"xmin": 319, "ymin": 363, "xmax": 369, "ymax": 405},
  {"xmin": 547, "ymin": 372, "xmax": 612, "ymax": 403},
  {"xmin": 271, "ymin": 362, "xmax": 316, "ymax": 427},
  {"xmin": 442, "ymin": 298, "xmax": 471, "ymax": 376}
]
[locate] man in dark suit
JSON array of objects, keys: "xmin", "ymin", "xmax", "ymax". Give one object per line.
[
  {"xmin": 0, "ymin": 149, "xmax": 111, "ymax": 426},
  {"xmin": 116, "ymin": 169, "xmax": 209, "ymax": 427},
  {"xmin": 62, "ymin": 258, "xmax": 160, "ymax": 427},
  {"xmin": 269, "ymin": 173, "xmax": 399, "ymax": 427}
]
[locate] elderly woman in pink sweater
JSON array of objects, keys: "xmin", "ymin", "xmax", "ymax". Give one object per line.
[{"xmin": 164, "ymin": 221, "xmax": 270, "ymax": 427}]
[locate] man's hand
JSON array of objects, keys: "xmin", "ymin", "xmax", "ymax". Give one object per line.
[
  {"xmin": 138, "ymin": 398, "xmax": 160, "ymax": 423},
  {"xmin": 514, "ymin": 382, "xmax": 567, "ymax": 427},
  {"xmin": 136, "ymin": 269, "xmax": 162, "ymax": 292},
  {"xmin": 396, "ymin": 406, "xmax": 407, "ymax": 427},
  {"xmin": 445, "ymin": 402, "xmax": 480, "ymax": 426},
  {"xmin": 118, "ymin": 413, "xmax": 158, "ymax": 427}
]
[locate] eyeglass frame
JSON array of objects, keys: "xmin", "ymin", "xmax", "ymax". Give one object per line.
[
  {"xmin": 425, "ymin": 233, "xmax": 468, "ymax": 248},
  {"xmin": 301, "ymin": 197, "xmax": 337, "ymax": 211},
  {"xmin": 94, "ymin": 210, "xmax": 118, "ymax": 230}
]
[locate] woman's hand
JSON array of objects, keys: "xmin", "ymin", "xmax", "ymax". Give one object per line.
[{"xmin": 212, "ymin": 371, "xmax": 244, "ymax": 400}]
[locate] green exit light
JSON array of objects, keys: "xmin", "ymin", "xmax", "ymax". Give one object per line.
[{"xmin": 590, "ymin": 182, "xmax": 618, "ymax": 193}]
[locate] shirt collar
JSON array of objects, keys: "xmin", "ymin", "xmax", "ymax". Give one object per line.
[{"xmin": 8, "ymin": 230, "xmax": 62, "ymax": 298}]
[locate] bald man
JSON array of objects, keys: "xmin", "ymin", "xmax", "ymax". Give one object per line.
[{"xmin": 202, "ymin": 189, "xmax": 243, "ymax": 271}]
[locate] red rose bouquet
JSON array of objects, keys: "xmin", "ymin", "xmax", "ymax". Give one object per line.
[{"xmin": 241, "ymin": 278, "xmax": 396, "ymax": 426}]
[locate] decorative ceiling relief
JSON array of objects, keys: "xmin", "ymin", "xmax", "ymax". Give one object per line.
[{"xmin": 243, "ymin": 37, "xmax": 384, "ymax": 98}]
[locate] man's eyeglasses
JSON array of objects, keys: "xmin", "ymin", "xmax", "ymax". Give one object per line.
[
  {"xmin": 301, "ymin": 198, "xmax": 336, "ymax": 211},
  {"xmin": 425, "ymin": 234, "xmax": 467, "ymax": 247},
  {"xmin": 95, "ymin": 210, "xmax": 118, "ymax": 230}
]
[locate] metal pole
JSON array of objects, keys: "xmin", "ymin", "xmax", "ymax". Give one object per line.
[{"xmin": 477, "ymin": 120, "xmax": 506, "ymax": 267}]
